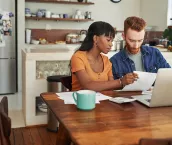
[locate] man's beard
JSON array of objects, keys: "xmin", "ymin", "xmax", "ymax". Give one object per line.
[{"xmin": 125, "ymin": 41, "xmax": 140, "ymax": 54}]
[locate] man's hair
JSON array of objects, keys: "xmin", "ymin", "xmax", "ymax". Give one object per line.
[{"xmin": 124, "ymin": 16, "xmax": 146, "ymax": 33}]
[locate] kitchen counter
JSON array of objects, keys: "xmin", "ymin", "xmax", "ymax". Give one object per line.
[{"xmin": 23, "ymin": 44, "xmax": 117, "ymax": 60}]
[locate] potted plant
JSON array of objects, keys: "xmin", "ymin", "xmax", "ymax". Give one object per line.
[{"xmin": 163, "ymin": 27, "xmax": 172, "ymax": 51}]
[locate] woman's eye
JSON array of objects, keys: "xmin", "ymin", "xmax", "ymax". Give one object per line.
[{"xmin": 107, "ymin": 39, "xmax": 112, "ymax": 42}]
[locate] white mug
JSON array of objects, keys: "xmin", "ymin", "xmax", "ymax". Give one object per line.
[
  {"xmin": 45, "ymin": 11, "xmax": 51, "ymax": 18},
  {"xmin": 76, "ymin": 10, "xmax": 81, "ymax": 15},
  {"xmin": 75, "ymin": 15, "xmax": 79, "ymax": 19}
]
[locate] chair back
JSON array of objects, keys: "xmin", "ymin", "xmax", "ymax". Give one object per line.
[
  {"xmin": 0, "ymin": 96, "xmax": 11, "ymax": 145},
  {"xmin": 60, "ymin": 76, "xmax": 72, "ymax": 91}
]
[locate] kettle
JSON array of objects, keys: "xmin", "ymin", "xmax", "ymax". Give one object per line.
[{"xmin": 79, "ymin": 30, "xmax": 87, "ymax": 42}]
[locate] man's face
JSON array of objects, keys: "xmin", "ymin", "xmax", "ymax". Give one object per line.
[{"xmin": 123, "ymin": 28, "xmax": 145, "ymax": 54}]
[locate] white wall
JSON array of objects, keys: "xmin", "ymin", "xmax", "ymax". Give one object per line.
[
  {"xmin": 167, "ymin": 0, "xmax": 172, "ymax": 26},
  {"xmin": 140, "ymin": 0, "xmax": 168, "ymax": 31},
  {"xmin": 25, "ymin": 0, "xmax": 140, "ymax": 31}
]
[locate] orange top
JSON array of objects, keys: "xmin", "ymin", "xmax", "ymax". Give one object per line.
[{"xmin": 71, "ymin": 51, "xmax": 113, "ymax": 91}]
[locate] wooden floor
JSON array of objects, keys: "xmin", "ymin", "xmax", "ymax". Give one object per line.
[{"xmin": 10, "ymin": 126, "xmax": 58, "ymax": 145}]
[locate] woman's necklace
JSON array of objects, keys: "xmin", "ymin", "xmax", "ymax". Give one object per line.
[{"xmin": 87, "ymin": 53, "xmax": 103, "ymax": 79}]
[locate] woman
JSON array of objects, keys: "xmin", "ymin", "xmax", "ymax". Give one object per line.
[{"xmin": 71, "ymin": 21, "xmax": 137, "ymax": 91}]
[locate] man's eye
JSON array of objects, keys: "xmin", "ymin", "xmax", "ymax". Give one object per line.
[{"xmin": 130, "ymin": 40, "xmax": 135, "ymax": 42}]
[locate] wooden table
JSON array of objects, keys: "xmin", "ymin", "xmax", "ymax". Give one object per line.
[{"xmin": 41, "ymin": 91, "xmax": 172, "ymax": 145}]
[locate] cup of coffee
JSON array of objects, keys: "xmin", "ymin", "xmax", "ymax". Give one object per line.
[{"xmin": 72, "ymin": 90, "xmax": 96, "ymax": 110}]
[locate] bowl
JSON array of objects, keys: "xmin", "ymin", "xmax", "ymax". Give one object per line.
[{"xmin": 31, "ymin": 39, "xmax": 39, "ymax": 45}]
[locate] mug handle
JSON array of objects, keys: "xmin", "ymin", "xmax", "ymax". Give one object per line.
[{"xmin": 72, "ymin": 92, "xmax": 77, "ymax": 104}]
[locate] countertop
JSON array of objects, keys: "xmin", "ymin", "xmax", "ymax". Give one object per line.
[{"xmin": 23, "ymin": 44, "xmax": 171, "ymax": 61}]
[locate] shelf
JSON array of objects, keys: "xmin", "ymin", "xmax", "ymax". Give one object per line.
[
  {"xmin": 25, "ymin": 16, "xmax": 94, "ymax": 22},
  {"xmin": 168, "ymin": 26, "xmax": 172, "ymax": 29},
  {"xmin": 25, "ymin": 0, "xmax": 94, "ymax": 5}
]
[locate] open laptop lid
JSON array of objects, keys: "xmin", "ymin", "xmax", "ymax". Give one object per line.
[{"xmin": 150, "ymin": 68, "xmax": 172, "ymax": 107}]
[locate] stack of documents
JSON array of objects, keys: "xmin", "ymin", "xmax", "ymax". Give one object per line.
[
  {"xmin": 122, "ymin": 71, "xmax": 156, "ymax": 91},
  {"xmin": 56, "ymin": 92, "xmax": 112, "ymax": 104}
]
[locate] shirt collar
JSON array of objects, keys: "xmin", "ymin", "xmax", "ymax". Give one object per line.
[{"xmin": 121, "ymin": 45, "xmax": 150, "ymax": 61}]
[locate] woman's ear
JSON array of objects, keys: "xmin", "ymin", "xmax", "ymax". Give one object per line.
[{"xmin": 93, "ymin": 35, "xmax": 97, "ymax": 43}]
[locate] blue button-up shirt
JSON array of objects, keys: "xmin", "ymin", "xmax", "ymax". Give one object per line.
[{"xmin": 110, "ymin": 45, "xmax": 171, "ymax": 79}]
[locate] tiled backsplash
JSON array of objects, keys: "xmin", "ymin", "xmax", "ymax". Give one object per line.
[{"xmin": 36, "ymin": 61, "xmax": 71, "ymax": 79}]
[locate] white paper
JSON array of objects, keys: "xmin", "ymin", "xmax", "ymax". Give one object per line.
[
  {"xmin": 122, "ymin": 71, "xmax": 156, "ymax": 91},
  {"xmin": 56, "ymin": 92, "xmax": 112, "ymax": 105},
  {"xmin": 142, "ymin": 90, "xmax": 153, "ymax": 95},
  {"xmin": 96, "ymin": 92, "xmax": 112, "ymax": 100}
]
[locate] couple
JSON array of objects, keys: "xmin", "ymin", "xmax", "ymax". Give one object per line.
[{"xmin": 71, "ymin": 16, "xmax": 171, "ymax": 92}]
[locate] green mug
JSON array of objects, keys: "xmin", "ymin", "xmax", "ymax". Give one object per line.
[{"xmin": 72, "ymin": 90, "xmax": 96, "ymax": 110}]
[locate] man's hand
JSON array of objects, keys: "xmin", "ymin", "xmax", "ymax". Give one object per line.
[{"xmin": 121, "ymin": 73, "xmax": 138, "ymax": 87}]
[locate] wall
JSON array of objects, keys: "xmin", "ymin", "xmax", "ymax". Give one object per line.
[
  {"xmin": 140, "ymin": 0, "xmax": 168, "ymax": 31},
  {"xmin": 25, "ymin": 0, "xmax": 140, "ymax": 31},
  {"xmin": 167, "ymin": 0, "xmax": 172, "ymax": 26}
]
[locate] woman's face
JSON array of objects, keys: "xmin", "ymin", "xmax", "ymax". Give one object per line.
[{"xmin": 96, "ymin": 35, "xmax": 114, "ymax": 54}]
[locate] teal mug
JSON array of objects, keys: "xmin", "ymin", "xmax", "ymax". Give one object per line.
[{"xmin": 72, "ymin": 90, "xmax": 96, "ymax": 110}]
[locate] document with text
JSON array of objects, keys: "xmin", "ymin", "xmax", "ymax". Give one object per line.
[{"xmin": 122, "ymin": 71, "xmax": 157, "ymax": 91}]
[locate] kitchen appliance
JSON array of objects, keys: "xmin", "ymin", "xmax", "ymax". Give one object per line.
[
  {"xmin": 79, "ymin": 30, "xmax": 87, "ymax": 42},
  {"xmin": 0, "ymin": 0, "xmax": 17, "ymax": 94},
  {"xmin": 65, "ymin": 33, "xmax": 79, "ymax": 44}
]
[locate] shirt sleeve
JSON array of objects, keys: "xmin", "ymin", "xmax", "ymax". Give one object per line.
[
  {"xmin": 108, "ymin": 68, "xmax": 113, "ymax": 77},
  {"xmin": 71, "ymin": 53, "xmax": 85, "ymax": 73}
]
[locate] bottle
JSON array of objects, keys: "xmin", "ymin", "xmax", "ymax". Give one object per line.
[
  {"xmin": 88, "ymin": 12, "xmax": 91, "ymax": 19},
  {"xmin": 85, "ymin": 11, "xmax": 88, "ymax": 19}
]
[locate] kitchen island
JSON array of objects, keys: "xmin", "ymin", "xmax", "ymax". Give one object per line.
[{"xmin": 22, "ymin": 45, "xmax": 172, "ymax": 126}]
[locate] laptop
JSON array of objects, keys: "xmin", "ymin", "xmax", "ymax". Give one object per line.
[{"xmin": 132, "ymin": 68, "xmax": 172, "ymax": 107}]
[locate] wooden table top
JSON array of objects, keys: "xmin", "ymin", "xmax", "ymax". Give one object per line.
[{"xmin": 41, "ymin": 91, "xmax": 172, "ymax": 145}]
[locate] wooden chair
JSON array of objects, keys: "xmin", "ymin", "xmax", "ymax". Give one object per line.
[
  {"xmin": 139, "ymin": 138, "xmax": 172, "ymax": 145},
  {"xmin": 0, "ymin": 96, "xmax": 11, "ymax": 145},
  {"xmin": 60, "ymin": 76, "xmax": 72, "ymax": 91}
]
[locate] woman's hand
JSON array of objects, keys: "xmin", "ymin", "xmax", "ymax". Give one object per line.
[{"xmin": 121, "ymin": 73, "xmax": 138, "ymax": 87}]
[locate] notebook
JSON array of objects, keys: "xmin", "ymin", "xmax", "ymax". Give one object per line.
[{"xmin": 132, "ymin": 68, "xmax": 172, "ymax": 107}]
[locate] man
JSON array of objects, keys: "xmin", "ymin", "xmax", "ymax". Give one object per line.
[{"xmin": 110, "ymin": 16, "xmax": 171, "ymax": 79}]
